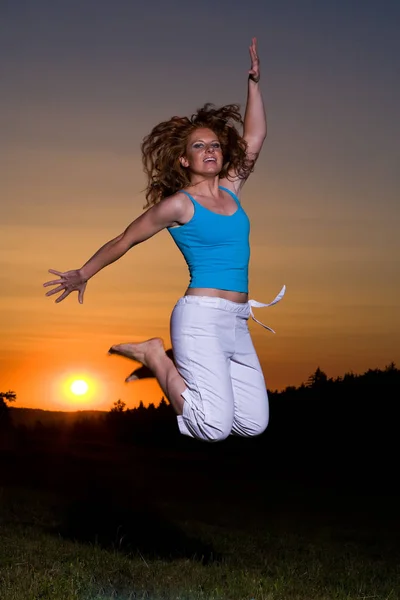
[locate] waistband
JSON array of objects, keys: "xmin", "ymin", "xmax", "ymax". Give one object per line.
[{"xmin": 176, "ymin": 285, "xmax": 286, "ymax": 333}]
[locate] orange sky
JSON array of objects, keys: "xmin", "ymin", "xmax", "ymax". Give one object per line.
[
  {"xmin": 1, "ymin": 2, "xmax": 399, "ymax": 411},
  {"xmin": 2, "ymin": 155, "xmax": 398, "ymax": 411}
]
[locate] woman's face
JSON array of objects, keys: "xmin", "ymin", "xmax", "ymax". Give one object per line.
[{"xmin": 180, "ymin": 127, "xmax": 223, "ymax": 175}]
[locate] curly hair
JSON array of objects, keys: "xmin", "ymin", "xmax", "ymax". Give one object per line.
[{"xmin": 141, "ymin": 104, "xmax": 254, "ymax": 208}]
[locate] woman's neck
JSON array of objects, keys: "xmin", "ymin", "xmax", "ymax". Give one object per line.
[{"xmin": 186, "ymin": 176, "xmax": 221, "ymax": 198}]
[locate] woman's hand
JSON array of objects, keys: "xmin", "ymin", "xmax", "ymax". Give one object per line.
[
  {"xmin": 248, "ymin": 37, "xmax": 260, "ymax": 83},
  {"xmin": 43, "ymin": 269, "xmax": 87, "ymax": 304}
]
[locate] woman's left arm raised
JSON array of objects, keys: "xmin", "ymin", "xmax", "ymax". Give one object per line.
[
  {"xmin": 220, "ymin": 38, "xmax": 267, "ymax": 195},
  {"xmin": 243, "ymin": 37, "xmax": 267, "ymax": 162}
]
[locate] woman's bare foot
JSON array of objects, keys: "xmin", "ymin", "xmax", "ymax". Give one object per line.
[
  {"xmin": 109, "ymin": 338, "xmax": 185, "ymax": 415},
  {"xmin": 108, "ymin": 337, "xmax": 165, "ymax": 370}
]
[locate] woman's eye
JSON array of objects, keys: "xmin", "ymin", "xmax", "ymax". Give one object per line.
[
  {"xmin": 212, "ymin": 143, "xmax": 221, "ymax": 149},
  {"xmin": 193, "ymin": 143, "xmax": 204, "ymax": 149}
]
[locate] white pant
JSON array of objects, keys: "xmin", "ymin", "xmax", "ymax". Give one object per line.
[{"xmin": 170, "ymin": 288, "xmax": 285, "ymax": 442}]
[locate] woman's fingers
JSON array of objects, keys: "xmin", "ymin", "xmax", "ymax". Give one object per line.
[
  {"xmin": 248, "ymin": 38, "xmax": 260, "ymax": 81},
  {"xmin": 44, "ymin": 269, "xmax": 67, "ymax": 288},
  {"xmin": 44, "ymin": 268, "xmax": 85, "ymax": 304},
  {"xmin": 55, "ymin": 290, "xmax": 71, "ymax": 303},
  {"xmin": 45, "ymin": 285, "xmax": 67, "ymax": 297},
  {"xmin": 43, "ymin": 269, "xmax": 64, "ymax": 287},
  {"xmin": 43, "ymin": 278, "xmax": 65, "ymax": 288},
  {"xmin": 249, "ymin": 38, "xmax": 259, "ymax": 64},
  {"xmin": 78, "ymin": 285, "xmax": 86, "ymax": 304},
  {"xmin": 45, "ymin": 284, "xmax": 84, "ymax": 303}
]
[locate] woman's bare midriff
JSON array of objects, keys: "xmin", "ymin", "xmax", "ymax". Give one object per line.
[{"xmin": 184, "ymin": 287, "xmax": 248, "ymax": 304}]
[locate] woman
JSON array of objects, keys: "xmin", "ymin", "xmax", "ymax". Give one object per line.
[{"xmin": 44, "ymin": 38, "xmax": 285, "ymax": 442}]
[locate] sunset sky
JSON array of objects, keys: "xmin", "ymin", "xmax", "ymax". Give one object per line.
[{"xmin": 1, "ymin": 0, "xmax": 399, "ymax": 411}]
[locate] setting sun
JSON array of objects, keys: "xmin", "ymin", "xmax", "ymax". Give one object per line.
[
  {"xmin": 70, "ymin": 379, "xmax": 89, "ymax": 396},
  {"xmin": 47, "ymin": 371, "xmax": 106, "ymax": 409}
]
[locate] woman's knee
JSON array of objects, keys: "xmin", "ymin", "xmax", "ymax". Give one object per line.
[
  {"xmin": 201, "ymin": 421, "xmax": 232, "ymax": 442},
  {"xmin": 250, "ymin": 410, "xmax": 269, "ymax": 436},
  {"xmin": 178, "ymin": 419, "xmax": 232, "ymax": 442},
  {"xmin": 178, "ymin": 398, "xmax": 234, "ymax": 442},
  {"xmin": 233, "ymin": 404, "xmax": 269, "ymax": 438},
  {"xmin": 189, "ymin": 413, "xmax": 233, "ymax": 442}
]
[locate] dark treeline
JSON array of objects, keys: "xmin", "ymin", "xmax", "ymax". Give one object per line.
[
  {"xmin": 267, "ymin": 363, "xmax": 400, "ymax": 488},
  {"xmin": 2, "ymin": 364, "xmax": 399, "ymax": 489}
]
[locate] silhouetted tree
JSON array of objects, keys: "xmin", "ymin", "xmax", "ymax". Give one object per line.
[
  {"xmin": 110, "ymin": 399, "xmax": 126, "ymax": 413},
  {"xmin": 306, "ymin": 367, "xmax": 328, "ymax": 388},
  {"xmin": 147, "ymin": 402, "xmax": 156, "ymax": 415},
  {"xmin": 0, "ymin": 390, "xmax": 16, "ymax": 429},
  {"xmin": 385, "ymin": 361, "xmax": 398, "ymax": 373},
  {"xmin": 157, "ymin": 397, "xmax": 173, "ymax": 416}
]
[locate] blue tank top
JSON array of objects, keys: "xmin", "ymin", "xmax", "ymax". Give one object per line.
[{"xmin": 167, "ymin": 186, "xmax": 250, "ymax": 293}]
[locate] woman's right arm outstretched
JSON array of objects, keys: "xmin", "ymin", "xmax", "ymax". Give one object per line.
[{"xmin": 43, "ymin": 193, "xmax": 188, "ymax": 304}]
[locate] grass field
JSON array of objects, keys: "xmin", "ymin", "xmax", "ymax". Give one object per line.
[{"xmin": 1, "ymin": 438, "xmax": 399, "ymax": 600}]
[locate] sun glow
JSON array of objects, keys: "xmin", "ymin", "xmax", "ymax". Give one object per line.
[
  {"xmin": 49, "ymin": 370, "xmax": 104, "ymax": 409},
  {"xmin": 70, "ymin": 379, "xmax": 89, "ymax": 396}
]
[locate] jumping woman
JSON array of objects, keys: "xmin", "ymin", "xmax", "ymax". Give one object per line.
[{"xmin": 44, "ymin": 38, "xmax": 285, "ymax": 442}]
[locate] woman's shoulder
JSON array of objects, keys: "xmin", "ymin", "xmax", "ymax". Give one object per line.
[
  {"xmin": 159, "ymin": 191, "xmax": 194, "ymax": 225},
  {"xmin": 162, "ymin": 190, "xmax": 191, "ymax": 207}
]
